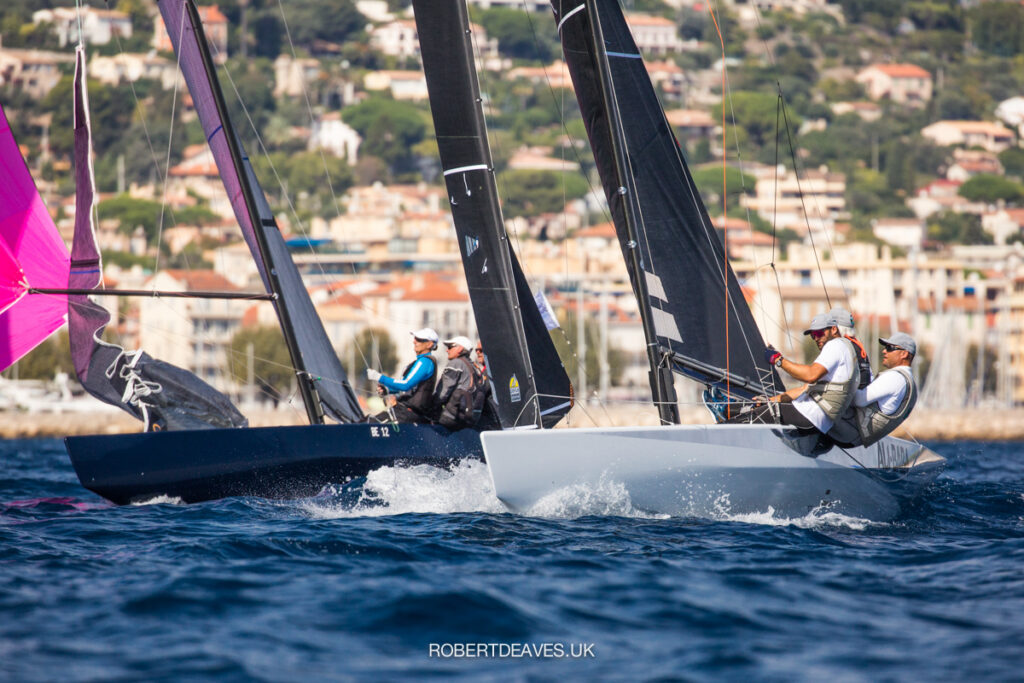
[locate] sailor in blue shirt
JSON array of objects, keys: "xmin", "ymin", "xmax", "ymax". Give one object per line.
[{"xmin": 366, "ymin": 328, "xmax": 439, "ymax": 423}]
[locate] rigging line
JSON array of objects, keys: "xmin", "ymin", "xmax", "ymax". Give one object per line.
[
  {"xmin": 776, "ymin": 91, "xmax": 830, "ymax": 308},
  {"xmin": 273, "ymin": 0, "xmax": 376, "ymax": 374},
  {"xmin": 708, "ymin": 0, "xmax": 731, "ymax": 412},
  {"xmin": 720, "ymin": 69, "xmax": 783, "ymax": 387},
  {"xmin": 769, "ymin": 91, "xmax": 793, "ymax": 349},
  {"xmin": 101, "ymin": 0, "xmax": 183, "ymax": 269}
]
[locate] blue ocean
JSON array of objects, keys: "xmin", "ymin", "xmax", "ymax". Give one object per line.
[{"xmin": 1, "ymin": 438, "xmax": 1021, "ymax": 680}]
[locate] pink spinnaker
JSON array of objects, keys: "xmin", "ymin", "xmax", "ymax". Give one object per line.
[{"xmin": 0, "ymin": 104, "xmax": 71, "ymax": 371}]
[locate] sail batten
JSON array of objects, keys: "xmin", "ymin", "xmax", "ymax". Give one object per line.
[
  {"xmin": 158, "ymin": 0, "xmax": 362, "ymax": 422},
  {"xmin": 553, "ymin": 0, "xmax": 780, "ymax": 400},
  {"xmin": 413, "ymin": 0, "xmax": 572, "ymax": 428}
]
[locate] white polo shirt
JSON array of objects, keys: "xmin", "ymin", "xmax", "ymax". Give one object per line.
[
  {"xmin": 792, "ymin": 337, "xmax": 857, "ymax": 432},
  {"xmin": 853, "ymin": 368, "xmax": 910, "ymax": 415}
]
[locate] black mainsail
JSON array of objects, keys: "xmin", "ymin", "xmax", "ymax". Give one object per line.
[
  {"xmin": 553, "ymin": 0, "xmax": 780, "ymax": 417},
  {"xmin": 413, "ymin": 0, "xmax": 573, "ymax": 429},
  {"xmin": 157, "ymin": 0, "xmax": 362, "ymax": 423}
]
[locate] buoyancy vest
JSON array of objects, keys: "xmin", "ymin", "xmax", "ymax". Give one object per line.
[
  {"xmin": 395, "ymin": 354, "xmax": 437, "ymax": 416},
  {"xmin": 437, "ymin": 355, "xmax": 485, "ymax": 430},
  {"xmin": 854, "ymin": 366, "xmax": 917, "ymax": 447},
  {"xmin": 845, "ymin": 335, "xmax": 872, "ymax": 390},
  {"xmin": 805, "ymin": 337, "xmax": 860, "ymax": 422}
]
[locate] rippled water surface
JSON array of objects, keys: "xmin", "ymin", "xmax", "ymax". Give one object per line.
[{"xmin": 1, "ymin": 439, "xmax": 1022, "ymax": 680}]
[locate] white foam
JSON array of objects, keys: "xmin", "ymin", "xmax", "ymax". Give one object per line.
[
  {"xmin": 714, "ymin": 502, "xmax": 879, "ymax": 531},
  {"xmin": 131, "ymin": 494, "xmax": 185, "ymax": 506},
  {"xmin": 303, "ymin": 459, "xmax": 506, "ymax": 519},
  {"xmin": 525, "ymin": 474, "xmax": 668, "ymax": 520}
]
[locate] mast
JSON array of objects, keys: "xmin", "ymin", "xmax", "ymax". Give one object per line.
[
  {"xmin": 413, "ymin": 0, "xmax": 572, "ymax": 429},
  {"xmin": 181, "ymin": 0, "xmax": 323, "ymax": 423},
  {"xmin": 584, "ymin": 0, "xmax": 679, "ymax": 424}
]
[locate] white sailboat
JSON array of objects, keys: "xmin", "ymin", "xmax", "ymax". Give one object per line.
[{"xmin": 482, "ymin": 0, "xmax": 945, "ymax": 521}]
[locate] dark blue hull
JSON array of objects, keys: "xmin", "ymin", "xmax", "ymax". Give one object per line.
[{"xmin": 64, "ymin": 423, "xmax": 484, "ymax": 505}]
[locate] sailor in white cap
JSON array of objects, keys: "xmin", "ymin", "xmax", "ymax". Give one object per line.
[
  {"xmin": 739, "ymin": 312, "xmax": 861, "ymax": 434},
  {"xmin": 432, "ymin": 335, "xmax": 485, "ymax": 430},
  {"xmin": 366, "ymin": 328, "xmax": 439, "ymax": 423},
  {"xmin": 847, "ymin": 332, "xmax": 918, "ymax": 446}
]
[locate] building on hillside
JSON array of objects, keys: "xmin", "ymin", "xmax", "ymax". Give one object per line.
[
  {"xmin": 153, "ymin": 5, "xmax": 229, "ymax": 60},
  {"xmin": 362, "ymin": 70, "xmax": 428, "ymax": 100},
  {"xmin": 508, "ymin": 61, "xmax": 572, "ymax": 89},
  {"xmin": 370, "ymin": 19, "xmax": 420, "ymax": 60},
  {"xmin": 732, "ymin": 243, "xmax": 967, "ymax": 356},
  {"xmin": 33, "ymin": 7, "xmax": 132, "ymax": 47},
  {"xmin": 855, "ymin": 63, "xmax": 932, "ymax": 106},
  {"xmin": 273, "ymin": 55, "xmax": 321, "ymax": 98},
  {"xmin": 168, "ymin": 144, "xmax": 236, "ymax": 220},
  {"xmin": 0, "ymin": 49, "xmax": 74, "ymax": 99},
  {"xmin": 665, "ymin": 109, "xmax": 715, "ymax": 138},
  {"xmin": 830, "ymin": 101, "xmax": 882, "ymax": 122},
  {"xmin": 946, "ymin": 148, "xmax": 1004, "ymax": 182},
  {"xmin": 138, "ymin": 269, "xmax": 247, "ymax": 393},
  {"xmin": 507, "ymin": 146, "xmax": 580, "ymax": 172},
  {"xmin": 1007, "ymin": 276, "xmax": 1024, "ymax": 404},
  {"xmin": 309, "ymin": 113, "xmax": 361, "ymax": 165},
  {"xmin": 905, "ymin": 179, "xmax": 987, "ymax": 219},
  {"xmin": 872, "ymin": 217, "xmax": 925, "ymax": 251},
  {"xmin": 625, "ymin": 14, "xmax": 685, "ymax": 56},
  {"xmin": 645, "ymin": 60, "xmax": 685, "ymax": 100},
  {"xmin": 741, "ymin": 165, "xmax": 847, "ymax": 235},
  {"xmin": 921, "ymin": 120, "xmax": 1014, "ymax": 153},
  {"xmin": 981, "ymin": 208, "xmax": 1024, "ymax": 246},
  {"xmin": 89, "ymin": 52, "xmax": 178, "ymax": 90}
]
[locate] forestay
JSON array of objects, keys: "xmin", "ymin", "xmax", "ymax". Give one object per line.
[
  {"xmin": 553, "ymin": 0, "xmax": 780, "ymax": 399},
  {"xmin": 157, "ymin": 0, "xmax": 362, "ymax": 422},
  {"xmin": 412, "ymin": 0, "xmax": 572, "ymax": 428}
]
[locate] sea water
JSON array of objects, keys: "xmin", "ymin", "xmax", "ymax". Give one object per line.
[{"xmin": 1, "ymin": 439, "xmax": 1021, "ymax": 680}]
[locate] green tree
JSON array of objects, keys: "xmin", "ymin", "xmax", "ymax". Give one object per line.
[
  {"xmin": 999, "ymin": 147, "xmax": 1024, "ymax": 177},
  {"xmin": 927, "ymin": 211, "xmax": 993, "ymax": 245},
  {"xmin": 691, "ymin": 165, "xmax": 756, "ymax": 213},
  {"xmin": 968, "ymin": 2, "xmax": 1024, "ymax": 57},
  {"xmin": 713, "ymin": 92, "xmax": 795, "ymax": 151},
  {"xmin": 496, "ymin": 170, "xmax": 588, "ymax": 218},
  {"xmin": 279, "ymin": 0, "xmax": 364, "ymax": 48},
  {"xmin": 42, "ymin": 77, "xmax": 134, "ymax": 158},
  {"xmin": 341, "ymin": 97, "xmax": 427, "ymax": 173},
  {"xmin": 474, "ymin": 7, "xmax": 556, "ymax": 61},
  {"xmin": 228, "ymin": 326, "xmax": 293, "ymax": 398},
  {"xmin": 958, "ymin": 174, "xmax": 1024, "ymax": 203}
]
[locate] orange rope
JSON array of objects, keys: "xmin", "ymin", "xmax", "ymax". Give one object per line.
[{"xmin": 708, "ymin": 2, "xmax": 730, "ymax": 416}]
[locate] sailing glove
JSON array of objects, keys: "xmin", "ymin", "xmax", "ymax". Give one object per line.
[
  {"xmin": 366, "ymin": 369, "xmax": 382, "ymax": 382},
  {"xmin": 764, "ymin": 345, "xmax": 783, "ymax": 367}
]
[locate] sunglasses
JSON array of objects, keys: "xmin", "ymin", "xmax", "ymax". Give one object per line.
[
  {"xmin": 809, "ymin": 329, "xmax": 828, "ymax": 339},
  {"xmin": 882, "ymin": 343, "xmax": 901, "ymax": 353},
  {"xmin": 475, "ymin": 348, "xmax": 483, "ymax": 354}
]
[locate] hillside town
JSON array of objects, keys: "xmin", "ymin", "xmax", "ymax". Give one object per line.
[{"xmin": 2, "ymin": 0, "xmax": 1024, "ymax": 419}]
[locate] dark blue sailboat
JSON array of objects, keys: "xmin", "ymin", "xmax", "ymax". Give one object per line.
[{"xmin": 62, "ymin": 0, "xmax": 569, "ymax": 504}]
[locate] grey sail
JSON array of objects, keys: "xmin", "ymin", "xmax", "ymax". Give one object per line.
[
  {"xmin": 413, "ymin": 0, "xmax": 573, "ymax": 428},
  {"xmin": 157, "ymin": 0, "xmax": 362, "ymax": 422},
  {"xmin": 553, "ymin": 0, "xmax": 780, "ymax": 401},
  {"xmin": 67, "ymin": 46, "xmax": 247, "ymax": 431}
]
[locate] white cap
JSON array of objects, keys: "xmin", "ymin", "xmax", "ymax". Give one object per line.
[
  {"xmin": 410, "ymin": 328, "xmax": 439, "ymax": 343},
  {"xmin": 443, "ymin": 335, "xmax": 474, "ymax": 352}
]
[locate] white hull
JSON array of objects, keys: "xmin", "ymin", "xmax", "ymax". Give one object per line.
[{"xmin": 482, "ymin": 425, "xmax": 945, "ymax": 521}]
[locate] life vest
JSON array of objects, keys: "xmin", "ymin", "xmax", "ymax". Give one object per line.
[
  {"xmin": 394, "ymin": 354, "xmax": 437, "ymax": 417},
  {"xmin": 854, "ymin": 366, "xmax": 917, "ymax": 447},
  {"xmin": 437, "ymin": 355, "xmax": 485, "ymax": 430},
  {"xmin": 805, "ymin": 337, "xmax": 860, "ymax": 422},
  {"xmin": 845, "ymin": 335, "xmax": 872, "ymax": 390}
]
